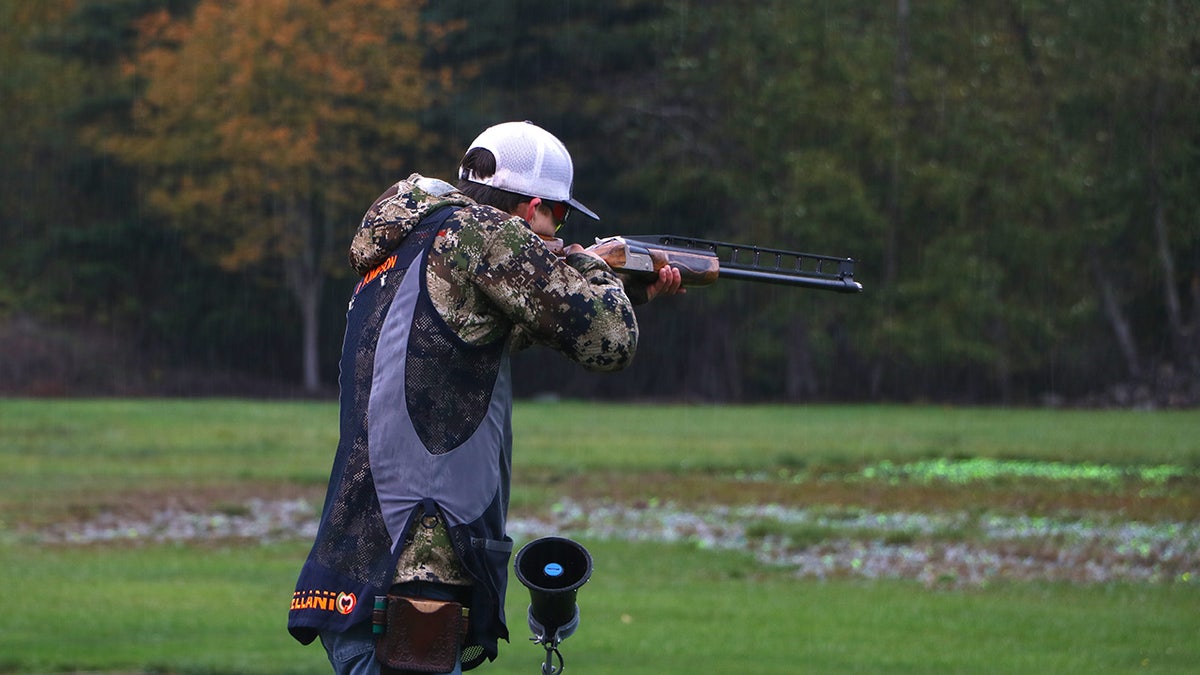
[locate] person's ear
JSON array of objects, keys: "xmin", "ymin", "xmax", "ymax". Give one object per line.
[{"xmin": 524, "ymin": 197, "xmax": 542, "ymax": 222}]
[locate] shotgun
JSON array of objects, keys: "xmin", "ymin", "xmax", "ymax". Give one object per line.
[{"xmin": 543, "ymin": 234, "xmax": 863, "ymax": 294}]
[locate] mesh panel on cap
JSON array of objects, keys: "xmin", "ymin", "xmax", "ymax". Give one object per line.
[{"xmin": 470, "ymin": 122, "xmax": 573, "ymax": 202}]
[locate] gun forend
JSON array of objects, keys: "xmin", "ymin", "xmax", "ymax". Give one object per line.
[{"xmin": 586, "ymin": 236, "xmax": 720, "ymax": 287}]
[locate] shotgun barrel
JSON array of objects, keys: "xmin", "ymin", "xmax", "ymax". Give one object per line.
[{"xmin": 623, "ymin": 235, "xmax": 863, "ymax": 293}]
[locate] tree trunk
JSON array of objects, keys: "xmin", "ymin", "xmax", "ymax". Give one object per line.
[
  {"xmin": 785, "ymin": 317, "xmax": 818, "ymax": 401},
  {"xmin": 990, "ymin": 319, "xmax": 1012, "ymax": 404},
  {"xmin": 285, "ymin": 199, "xmax": 326, "ymax": 394},
  {"xmin": 687, "ymin": 315, "xmax": 742, "ymax": 402},
  {"xmin": 1190, "ymin": 263, "xmax": 1200, "ymax": 374},
  {"xmin": 871, "ymin": 0, "xmax": 911, "ymax": 400},
  {"xmin": 298, "ymin": 280, "xmax": 321, "ymax": 393},
  {"xmin": 1089, "ymin": 248, "xmax": 1141, "ymax": 380},
  {"xmin": 887, "ymin": 0, "xmax": 910, "ymax": 288},
  {"xmin": 1148, "ymin": 67, "xmax": 1192, "ymax": 372}
]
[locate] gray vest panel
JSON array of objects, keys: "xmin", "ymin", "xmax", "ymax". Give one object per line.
[{"xmin": 368, "ymin": 249, "xmax": 513, "ymax": 553}]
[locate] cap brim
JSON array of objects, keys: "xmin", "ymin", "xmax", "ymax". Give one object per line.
[{"xmin": 568, "ymin": 198, "xmax": 599, "ymax": 221}]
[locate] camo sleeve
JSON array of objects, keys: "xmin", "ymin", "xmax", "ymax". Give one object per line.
[{"xmin": 426, "ymin": 204, "xmax": 638, "ymax": 372}]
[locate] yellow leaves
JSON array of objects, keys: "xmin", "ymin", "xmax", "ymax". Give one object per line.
[
  {"xmin": 120, "ymin": 0, "xmax": 435, "ymax": 152},
  {"xmin": 102, "ymin": 0, "xmax": 444, "ymax": 271},
  {"xmin": 130, "ymin": 7, "xmax": 173, "ymax": 41}
]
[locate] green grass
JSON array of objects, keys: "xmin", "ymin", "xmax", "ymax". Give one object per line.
[
  {"xmin": 0, "ymin": 398, "xmax": 1198, "ymax": 673},
  {"xmin": 0, "ymin": 398, "xmax": 338, "ymax": 526},
  {"xmin": 514, "ymin": 402, "xmax": 1200, "ymax": 470},
  {"xmin": 0, "ymin": 541, "xmax": 320, "ymax": 674},
  {"xmin": 5, "ymin": 398, "xmax": 1198, "ymax": 524},
  {"xmin": 1, "ymin": 538, "xmax": 1196, "ymax": 674},
  {"xmin": 3, "ymin": 399, "xmax": 1196, "ymax": 485}
]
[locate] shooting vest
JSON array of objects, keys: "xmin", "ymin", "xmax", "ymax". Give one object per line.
[{"xmin": 288, "ymin": 205, "xmax": 514, "ymax": 669}]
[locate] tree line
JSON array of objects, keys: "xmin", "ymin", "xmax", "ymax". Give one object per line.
[{"xmin": 1, "ymin": 0, "xmax": 1197, "ymax": 405}]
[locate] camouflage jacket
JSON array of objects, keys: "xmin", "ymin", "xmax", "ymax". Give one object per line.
[
  {"xmin": 349, "ymin": 174, "xmax": 638, "ymax": 585},
  {"xmin": 350, "ymin": 174, "xmax": 638, "ymax": 369}
]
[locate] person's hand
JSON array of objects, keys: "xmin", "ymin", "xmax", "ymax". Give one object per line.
[
  {"xmin": 643, "ymin": 265, "xmax": 685, "ymax": 302},
  {"xmin": 565, "ymin": 240, "xmax": 684, "ymax": 303}
]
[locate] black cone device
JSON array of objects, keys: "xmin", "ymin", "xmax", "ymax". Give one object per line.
[{"xmin": 514, "ymin": 536, "xmax": 592, "ymax": 645}]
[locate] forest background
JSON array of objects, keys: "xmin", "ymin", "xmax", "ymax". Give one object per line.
[{"xmin": 1, "ymin": 0, "xmax": 1197, "ymax": 406}]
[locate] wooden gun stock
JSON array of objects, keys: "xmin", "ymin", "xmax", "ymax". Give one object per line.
[
  {"xmin": 541, "ymin": 234, "xmax": 862, "ymax": 294},
  {"xmin": 588, "ymin": 237, "xmax": 720, "ymax": 286},
  {"xmin": 541, "ymin": 236, "xmax": 718, "ymax": 286}
]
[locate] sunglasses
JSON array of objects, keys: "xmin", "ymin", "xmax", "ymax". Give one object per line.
[
  {"xmin": 530, "ymin": 197, "xmax": 572, "ymax": 230},
  {"xmin": 549, "ymin": 201, "xmax": 571, "ymax": 229}
]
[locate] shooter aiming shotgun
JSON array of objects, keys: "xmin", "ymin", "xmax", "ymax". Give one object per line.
[{"xmin": 542, "ymin": 234, "xmax": 863, "ymax": 295}]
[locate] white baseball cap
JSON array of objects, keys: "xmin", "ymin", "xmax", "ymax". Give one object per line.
[{"xmin": 460, "ymin": 121, "xmax": 599, "ymax": 220}]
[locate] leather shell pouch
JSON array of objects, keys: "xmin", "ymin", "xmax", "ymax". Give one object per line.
[{"xmin": 375, "ymin": 595, "xmax": 469, "ymax": 674}]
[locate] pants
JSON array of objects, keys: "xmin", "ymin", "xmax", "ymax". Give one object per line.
[{"xmin": 319, "ymin": 582, "xmax": 467, "ymax": 675}]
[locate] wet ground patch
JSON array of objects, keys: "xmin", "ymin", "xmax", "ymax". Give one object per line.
[{"xmin": 28, "ymin": 458, "xmax": 1198, "ymax": 588}]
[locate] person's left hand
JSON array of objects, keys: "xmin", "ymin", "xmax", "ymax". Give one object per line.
[{"xmin": 643, "ymin": 265, "xmax": 685, "ymax": 302}]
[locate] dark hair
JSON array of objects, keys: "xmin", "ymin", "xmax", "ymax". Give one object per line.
[{"xmin": 456, "ymin": 147, "xmax": 527, "ymax": 214}]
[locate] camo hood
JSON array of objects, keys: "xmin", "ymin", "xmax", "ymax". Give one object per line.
[{"xmin": 349, "ymin": 173, "xmax": 476, "ymax": 275}]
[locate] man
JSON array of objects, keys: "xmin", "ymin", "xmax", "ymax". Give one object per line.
[{"xmin": 289, "ymin": 121, "xmax": 681, "ymax": 674}]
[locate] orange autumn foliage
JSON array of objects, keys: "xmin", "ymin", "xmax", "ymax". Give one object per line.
[
  {"xmin": 99, "ymin": 0, "xmax": 449, "ymax": 391},
  {"xmin": 105, "ymin": 0, "xmax": 438, "ymax": 272}
]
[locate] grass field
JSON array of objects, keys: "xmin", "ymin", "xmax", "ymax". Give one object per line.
[{"xmin": 1, "ymin": 398, "xmax": 1197, "ymax": 674}]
